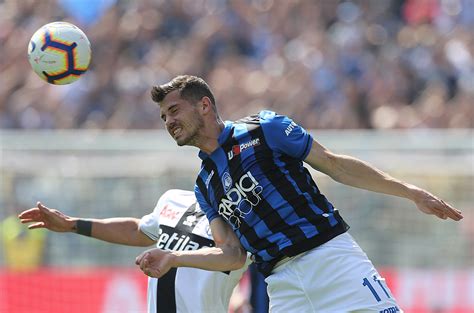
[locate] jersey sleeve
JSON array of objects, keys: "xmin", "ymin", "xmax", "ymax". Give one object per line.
[
  {"xmin": 260, "ymin": 110, "xmax": 313, "ymax": 160},
  {"xmin": 194, "ymin": 184, "xmax": 219, "ymax": 223},
  {"xmin": 139, "ymin": 193, "xmax": 168, "ymax": 241}
]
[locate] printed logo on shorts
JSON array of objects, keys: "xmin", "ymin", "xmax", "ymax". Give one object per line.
[
  {"xmin": 227, "ymin": 138, "xmax": 261, "ymax": 160},
  {"xmin": 379, "ymin": 306, "xmax": 400, "ymax": 313}
]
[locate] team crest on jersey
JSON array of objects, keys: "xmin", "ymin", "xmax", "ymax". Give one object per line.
[
  {"xmin": 227, "ymin": 138, "xmax": 261, "ymax": 160},
  {"xmin": 222, "ymin": 172, "xmax": 233, "ymax": 193},
  {"xmin": 182, "ymin": 214, "xmax": 197, "ymax": 227}
]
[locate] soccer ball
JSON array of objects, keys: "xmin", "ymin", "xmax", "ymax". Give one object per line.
[{"xmin": 28, "ymin": 22, "xmax": 91, "ymax": 85}]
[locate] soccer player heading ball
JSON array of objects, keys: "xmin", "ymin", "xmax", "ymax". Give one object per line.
[{"xmin": 136, "ymin": 75, "xmax": 463, "ymax": 312}]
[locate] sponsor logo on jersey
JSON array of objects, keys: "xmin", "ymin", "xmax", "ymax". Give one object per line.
[
  {"xmin": 157, "ymin": 230, "xmax": 202, "ymax": 251},
  {"xmin": 218, "ymin": 171, "xmax": 262, "ymax": 229},
  {"xmin": 285, "ymin": 121, "xmax": 297, "ymax": 136},
  {"xmin": 160, "ymin": 204, "xmax": 182, "ymax": 221},
  {"xmin": 227, "ymin": 138, "xmax": 261, "ymax": 160}
]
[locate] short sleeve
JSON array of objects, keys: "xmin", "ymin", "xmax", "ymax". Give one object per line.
[
  {"xmin": 138, "ymin": 194, "xmax": 168, "ymax": 241},
  {"xmin": 194, "ymin": 184, "xmax": 219, "ymax": 222},
  {"xmin": 260, "ymin": 111, "xmax": 313, "ymax": 160}
]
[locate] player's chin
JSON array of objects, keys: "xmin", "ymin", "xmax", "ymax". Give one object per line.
[
  {"xmin": 176, "ymin": 138, "xmax": 187, "ymax": 146},
  {"xmin": 175, "ymin": 135, "xmax": 192, "ymax": 146}
]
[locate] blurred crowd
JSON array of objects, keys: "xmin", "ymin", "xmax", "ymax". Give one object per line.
[{"xmin": 0, "ymin": 0, "xmax": 473, "ymax": 130}]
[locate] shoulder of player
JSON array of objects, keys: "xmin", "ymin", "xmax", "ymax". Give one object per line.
[
  {"xmin": 159, "ymin": 189, "xmax": 194, "ymax": 202},
  {"xmin": 233, "ymin": 110, "xmax": 280, "ymax": 123},
  {"xmin": 154, "ymin": 189, "xmax": 196, "ymax": 214},
  {"xmin": 258, "ymin": 110, "xmax": 277, "ymax": 120},
  {"xmin": 256, "ymin": 110, "xmax": 296, "ymax": 135},
  {"xmin": 233, "ymin": 110, "xmax": 280, "ymax": 124}
]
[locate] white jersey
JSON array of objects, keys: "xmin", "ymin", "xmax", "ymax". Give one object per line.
[{"xmin": 139, "ymin": 189, "xmax": 248, "ymax": 313}]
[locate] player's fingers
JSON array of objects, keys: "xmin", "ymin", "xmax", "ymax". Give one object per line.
[
  {"xmin": 431, "ymin": 205, "xmax": 449, "ymax": 220},
  {"xmin": 147, "ymin": 269, "xmax": 161, "ymax": 278},
  {"xmin": 18, "ymin": 208, "xmax": 39, "ymax": 218},
  {"xmin": 441, "ymin": 199, "xmax": 463, "ymax": 215},
  {"xmin": 439, "ymin": 200, "xmax": 463, "ymax": 220},
  {"xmin": 19, "ymin": 218, "xmax": 37, "ymax": 224},
  {"xmin": 431, "ymin": 200, "xmax": 461, "ymax": 221},
  {"xmin": 143, "ymin": 265, "xmax": 161, "ymax": 278},
  {"xmin": 135, "ymin": 254, "xmax": 143, "ymax": 265},
  {"xmin": 136, "ymin": 252, "xmax": 148, "ymax": 267},
  {"xmin": 430, "ymin": 206, "xmax": 446, "ymax": 219},
  {"xmin": 28, "ymin": 222, "xmax": 45, "ymax": 229},
  {"xmin": 143, "ymin": 268, "xmax": 152, "ymax": 277},
  {"xmin": 37, "ymin": 202, "xmax": 49, "ymax": 211},
  {"xmin": 445, "ymin": 209, "xmax": 462, "ymax": 221},
  {"xmin": 141, "ymin": 256, "xmax": 153, "ymax": 272}
]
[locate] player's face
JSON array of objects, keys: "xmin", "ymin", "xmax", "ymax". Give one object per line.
[{"xmin": 160, "ymin": 90, "xmax": 204, "ymax": 147}]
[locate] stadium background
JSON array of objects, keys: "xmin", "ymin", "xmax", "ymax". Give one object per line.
[{"xmin": 0, "ymin": 0, "xmax": 472, "ymax": 312}]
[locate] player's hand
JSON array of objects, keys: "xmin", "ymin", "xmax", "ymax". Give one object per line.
[
  {"xmin": 135, "ymin": 248, "xmax": 175, "ymax": 278},
  {"xmin": 413, "ymin": 190, "xmax": 463, "ymax": 221},
  {"xmin": 18, "ymin": 202, "xmax": 76, "ymax": 232}
]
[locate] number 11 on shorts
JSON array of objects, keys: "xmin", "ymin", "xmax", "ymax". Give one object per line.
[{"xmin": 362, "ymin": 275, "xmax": 391, "ymax": 302}]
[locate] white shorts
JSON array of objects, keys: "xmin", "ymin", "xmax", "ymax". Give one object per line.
[{"xmin": 265, "ymin": 233, "xmax": 402, "ymax": 313}]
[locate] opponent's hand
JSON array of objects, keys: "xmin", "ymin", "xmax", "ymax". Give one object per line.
[
  {"xmin": 413, "ymin": 190, "xmax": 463, "ymax": 221},
  {"xmin": 135, "ymin": 248, "xmax": 175, "ymax": 278},
  {"xmin": 18, "ymin": 202, "xmax": 76, "ymax": 232}
]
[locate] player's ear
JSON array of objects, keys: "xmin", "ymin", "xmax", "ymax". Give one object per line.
[{"xmin": 199, "ymin": 96, "xmax": 213, "ymax": 115}]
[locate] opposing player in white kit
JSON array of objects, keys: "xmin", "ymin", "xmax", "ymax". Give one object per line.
[{"xmin": 18, "ymin": 189, "xmax": 248, "ymax": 313}]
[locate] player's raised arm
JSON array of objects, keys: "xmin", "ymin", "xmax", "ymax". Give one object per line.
[
  {"xmin": 135, "ymin": 216, "xmax": 247, "ymax": 278},
  {"xmin": 304, "ymin": 139, "xmax": 463, "ymax": 221},
  {"xmin": 18, "ymin": 202, "xmax": 155, "ymax": 246}
]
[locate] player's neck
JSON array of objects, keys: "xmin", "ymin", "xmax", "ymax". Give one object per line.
[{"xmin": 197, "ymin": 118, "xmax": 225, "ymax": 155}]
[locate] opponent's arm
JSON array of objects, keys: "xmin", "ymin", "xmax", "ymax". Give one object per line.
[
  {"xmin": 135, "ymin": 216, "xmax": 246, "ymax": 278},
  {"xmin": 305, "ymin": 139, "xmax": 463, "ymax": 221},
  {"xmin": 18, "ymin": 202, "xmax": 155, "ymax": 246}
]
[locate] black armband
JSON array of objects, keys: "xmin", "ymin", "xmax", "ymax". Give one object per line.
[{"xmin": 76, "ymin": 220, "xmax": 92, "ymax": 237}]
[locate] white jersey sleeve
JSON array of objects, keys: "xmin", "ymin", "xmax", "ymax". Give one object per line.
[
  {"xmin": 138, "ymin": 199, "xmax": 163, "ymax": 241},
  {"xmin": 138, "ymin": 189, "xmax": 249, "ymax": 313}
]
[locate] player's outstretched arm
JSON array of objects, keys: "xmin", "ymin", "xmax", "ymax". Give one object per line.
[
  {"xmin": 18, "ymin": 202, "xmax": 155, "ymax": 246},
  {"xmin": 305, "ymin": 140, "xmax": 463, "ymax": 221},
  {"xmin": 136, "ymin": 217, "xmax": 246, "ymax": 278}
]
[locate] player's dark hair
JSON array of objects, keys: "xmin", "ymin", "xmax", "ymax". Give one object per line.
[{"xmin": 151, "ymin": 75, "xmax": 216, "ymax": 111}]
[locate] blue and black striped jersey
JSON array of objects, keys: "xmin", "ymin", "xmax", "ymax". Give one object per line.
[{"xmin": 195, "ymin": 110, "xmax": 349, "ymax": 270}]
